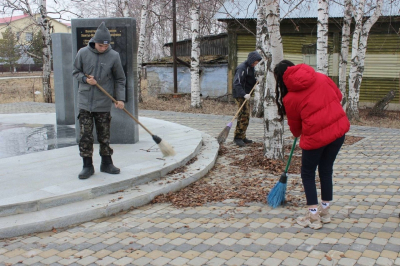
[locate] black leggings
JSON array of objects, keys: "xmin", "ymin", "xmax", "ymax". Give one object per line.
[{"xmin": 301, "ymin": 135, "xmax": 345, "ymax": 205}]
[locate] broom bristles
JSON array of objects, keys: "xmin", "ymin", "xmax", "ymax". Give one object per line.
[
  {"xmin": 217, "ymin": 126, "xmax": 231, "ymax": 144},
  {"xmin": 158, "ymin": 139, "xmax": 176, "ymax": 157},
  {"xmin": 217, "ymin": 122, "xmax": 233, "ymax": 144},
  {"xmin": 267, "ymin": 182, "xmax": 287, "ymax": 208}
]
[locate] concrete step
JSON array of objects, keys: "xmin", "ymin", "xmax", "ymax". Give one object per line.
[
  {"xmin": 0, "ymin": 117, "xmax": 203, "ymax": 218},
  {"xmin": 0, "ymin": 133, "xmax": 219, "ymax": 238}
]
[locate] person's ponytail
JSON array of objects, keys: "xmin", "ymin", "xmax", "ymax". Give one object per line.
[{"xmin": 273, "ymin": 60, "xmax": 295, "ymax": 121}]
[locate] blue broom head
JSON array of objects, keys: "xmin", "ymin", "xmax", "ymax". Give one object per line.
[{"xmin": 267, "ymin": 173, "xmax": 288, "ymax": 208}]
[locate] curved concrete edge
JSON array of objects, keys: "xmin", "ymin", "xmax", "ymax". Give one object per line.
[
  {"xmin": 0, "ymin": 133, "xmax": 219, "ymax": 239},
  {"xmin": 0, "ymin": 117, "xmax": 204, "ymax": 217}
]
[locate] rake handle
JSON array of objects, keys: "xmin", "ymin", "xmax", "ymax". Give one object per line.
[
  {"xmin": 230, "ymin": 81, "xmax": 259, "ymax": 123},
  {"xmin": 285, "ymin": 137, "xmax": 298, "ymax": 173},
  {"xmin": 84, "ymin": 74, "xmax": 154, "ymax": 136}
]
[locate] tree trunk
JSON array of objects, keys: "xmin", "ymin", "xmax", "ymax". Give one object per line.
[
  {"xmin": 346, "ymin": 0, "xmax": 365, "ymax": 121},
  {"xmin": 338, "ymin": 0, "xmax": 352, "ymax": 108},
  {"xmin": 253, "ymin": 0, "xmax": 268, "ymax": 118},
  {"xmin": 368, "ymin": 90, "xmax": 395, "ymax": 117},
  {"xmin": 121, "ymin": 0, "xmax": 130, "ymax": 17},
  {"xmin": 137, "ymin": 0, "xmax": 150, "ymax": 103},
  {"xmin": 317, "ymin": 0, "xmax": 329, "ymax": 75},
  {"xmin": 347, "ymin": 0, "xmax": 383, "ymax": 121},
  {"xmin": 39, "ymin": 0, "xmax": 53, "ymax": 103},
  {"xmin": 263, "ymin": 0, "xmax": 284, "ymax": 160},
  {"xmin": 190, "ymin": 0, "xmax": 201, "ymax": 108}
]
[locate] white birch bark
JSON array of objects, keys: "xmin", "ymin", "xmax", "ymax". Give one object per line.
[
  {"xmin": 39, "ymin": 0, "xmax": 52, "ymax": 103},
  {"xmin": 122, "ymin": 0, "xmax": 130, "ymax": 17},
  {"xmin": 263, "ymin": 0, "xmax": 284, "ymax": 160},
  {"xmin": 190, "ymin": 0, "xmax": 201, "ymax": 108},
  {"xmin": 317, "ymin": 0, "xmax": 329, "ymax": 75},
  {"xmin": 137, "ymin": 0, "xmax": 150, "ymax": 103},
  {"xmin": 253, "ymin": 0, "xmax": 268, "ymax": 118},
  {"xmin": 338, "ymin": 0, "xmax": 352, "ymax": 108},
  {"xmin": 347, "ymin": 0, "xmax": 364, "ymax": 119},
  {"xmin": 347, "ymin": 0, "xmax": 383, "ymax": 120}
]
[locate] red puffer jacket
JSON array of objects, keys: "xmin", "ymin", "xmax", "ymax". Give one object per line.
[{"xmin": 283, "ymin": 64, "xmax": 350, "ymax": 150}]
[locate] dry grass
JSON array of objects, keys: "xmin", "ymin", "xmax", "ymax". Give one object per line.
[
  {"xmin": 140, "ymin": 93, "xmax": 237, "ymax": 116},
  {"xmin": 0, "ymin": 73, "xmax": 399, "ymax": 129},
  {"xmin": 0, "ymin": 72, "xmax": 55, "ymax": 103},
  {"xmin": 140, "ymin": 90, "xmax": 400, "ymax": 129},
  {"xmin": 351, "ymin": 109, "xmax": 400, "ymax": 129}
]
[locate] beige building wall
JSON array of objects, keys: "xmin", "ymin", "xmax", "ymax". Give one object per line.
[{"xmin": 0, "ymin": 14, "xmax": 70, "ymax": 44}]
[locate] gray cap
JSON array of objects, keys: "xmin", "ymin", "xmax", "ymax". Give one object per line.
[{"xmin": 93, "ymin": 22, "xmax": 111, "ymax": 44}]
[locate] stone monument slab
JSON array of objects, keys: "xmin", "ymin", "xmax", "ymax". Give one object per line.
[
  {"xmin": 52, "ymin": 33, "xmax": 75, "ymax": 125},
  {"xmin": 71, "ymin": 18, "xmax": 138, "ymax": 144}
]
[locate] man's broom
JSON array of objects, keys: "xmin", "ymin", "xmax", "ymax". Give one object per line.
[
  {"xmin": 86, "ymin": 75, "xmax": 176, "ymax": 157},
  {"xmin": 267, "ymin": 137, "xmax": 298, "ymax": 208},
  {"xmin": 217, "ymin": 81, "xmax": 258, "ymax": 144}
]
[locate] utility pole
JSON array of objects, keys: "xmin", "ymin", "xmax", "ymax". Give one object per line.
[{"xmin": 172, "ymin": 0, "xmax": 177, "ymax": 93}]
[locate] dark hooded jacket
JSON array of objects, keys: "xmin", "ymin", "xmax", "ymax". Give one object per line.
[
  {"xmin": 73, "ymin": 39, "xmax": 126, "ymax": 112},
  {"xmin": 232, "ymin": 51, "xmax": 262, "ymax": 98}
]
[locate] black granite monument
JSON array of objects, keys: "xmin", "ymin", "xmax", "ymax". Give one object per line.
[{"xmin": 71, "ymin": 18, "xmax": 138, "ymax": 144}]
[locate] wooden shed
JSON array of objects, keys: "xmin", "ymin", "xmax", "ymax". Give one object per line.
[
  {"xmin": 164, "ymin": 33, "xmax": 228, "ymax": 57},
  {"xmin": 215, "ymin": 0, "xmax": 400, "ymax": 106}
]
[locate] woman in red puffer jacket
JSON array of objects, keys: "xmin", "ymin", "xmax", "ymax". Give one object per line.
[{"xmin": 274, "ymin": 60, "xmax": 350, "ymax": 230}]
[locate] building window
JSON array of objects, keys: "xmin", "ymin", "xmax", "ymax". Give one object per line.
[
  {"xmin": 25, "ymin": 32, "xmax": 33, "ymax": 42},
  {"xmin": 16, "ymin": 32, "xmax": 21, "ymax": 41}
]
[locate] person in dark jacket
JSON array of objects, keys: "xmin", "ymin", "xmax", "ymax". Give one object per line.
[
  {"xmin": 73, "ymin": 22, "xmax": 126, "ymax": 180},
  {"xmin": 232, "ymin": 51, "xmax": 262, "ymax": 147},
  {"xmin": 274, "ymin": 60, "xmax": 350, "ymax": 229}
]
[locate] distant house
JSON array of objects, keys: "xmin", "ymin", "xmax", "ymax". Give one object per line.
[
  {"xmin": 0, "ymin": 14, "xmax": 71, "ymax": 44},
  {"xmin": 215, "ymin": 0, "xmax": 400, "ymax": 105},
  {"xmin": 0, "ymin": 14, "xmax": 70, "ymax": 72},
  {"xmin": 144, "ymin": 33, "xmax": 229, "ymax": 97}
]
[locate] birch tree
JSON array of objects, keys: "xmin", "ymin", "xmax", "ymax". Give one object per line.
[
  {"xmin": 2, "ymin": 0, "xmax": 53, "ymax": 102},
  {"xmin": 190, "ymin": 0, "xmax": 201, "ymax": 108},
  {"xmin": 263, "ymin": 0, "xmax": 284, "ymax": 160},
  {"xmin": 317, "ymin": 0, "xmax": 329, "ymax": 74},
  {"xmin": 338, "ymin": 0, "xmax": 352, "ymax": 108},
  {"xmin": 253, "ymin": 0, "xmax": 268, "ymax": 118},
  {"xmin": 137, "ymin": 0, "xmax": 150, "ymax": 103},
  {"xmin": 38, "ymin": 0, "xmax": 53, "ymax": 103},
  {"xmin": 347, "ymin": 0, "xmax": 383, "ymax": 121},
  {"xmin": 346, "ymin": 0, "xmax": 365, "ymax": 118}
]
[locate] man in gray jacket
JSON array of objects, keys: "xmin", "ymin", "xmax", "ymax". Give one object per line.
[{"xmin": 73, "ymin": 22, "xmax": 126, "ymax": 180}]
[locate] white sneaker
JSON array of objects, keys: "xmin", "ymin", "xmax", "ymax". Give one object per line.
[
  {"xmin": 296, "ymin": 210, "xmax": 322, "ymax": 229},
  {"xmin": 319, "ymin": 204, "xmax": 331, "ymax": 223}
]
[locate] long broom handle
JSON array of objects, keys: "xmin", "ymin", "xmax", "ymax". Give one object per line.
[
  {"xmin": 229, "ymin": 81, "xmax": 259, "ymax": 123},
  {"xmin": 285, "ymin": 137, "xmax": 298, "ymax": 173},
  {"xmin": 84, "ymin": 74, "xmax": 154, "ymax": 136}
]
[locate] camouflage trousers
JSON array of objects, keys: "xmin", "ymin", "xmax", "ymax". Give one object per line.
[
  {"xmin": 234, "ymin": 97, "xmax": 250, "ymax": 139},
  {"xmin": 78, "ymin": 109, "xmax": 113, "ymax": 158}
]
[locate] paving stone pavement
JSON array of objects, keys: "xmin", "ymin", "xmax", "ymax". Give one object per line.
[{"xmin": 0, "ymin": 102, "xmax": 399, "ymax": 266}]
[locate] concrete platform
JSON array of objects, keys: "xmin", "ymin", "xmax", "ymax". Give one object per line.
[{"xmin": 0, "ymin": 113, "xmax": 219, "ymax": 238}]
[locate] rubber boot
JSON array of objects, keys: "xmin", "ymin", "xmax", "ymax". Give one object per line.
[
  {"xmin": 234, "ymin": 138, "xmax": 245, "ymax": 147},
  {"xmin": 100, "ymin": 155, "xmax": 120, "ymax": 174},
  {"xmin": 243, "ymin": 138, "xmax": 253, "ymax": 144},
  {"xmin": 78, "ymin": 157, "xmax": 95, "ymax": 179}
]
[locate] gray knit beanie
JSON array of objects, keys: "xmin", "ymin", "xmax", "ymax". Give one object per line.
[
  {"xmin": 247, "ymin": 51, "xmax": 262, "ymax": 66},
  {"xmin": 93, "ymin": 22, "xmax": 111, "ymax": 44}
]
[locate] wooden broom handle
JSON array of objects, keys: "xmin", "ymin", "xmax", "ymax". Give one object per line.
[
  {"xmin": 84, "ymin": 74, "xmax": 154, "ymax": 136},
  {"xmin": 230, "ymin": 80, "xmax": 259, "ymax": 123}
]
